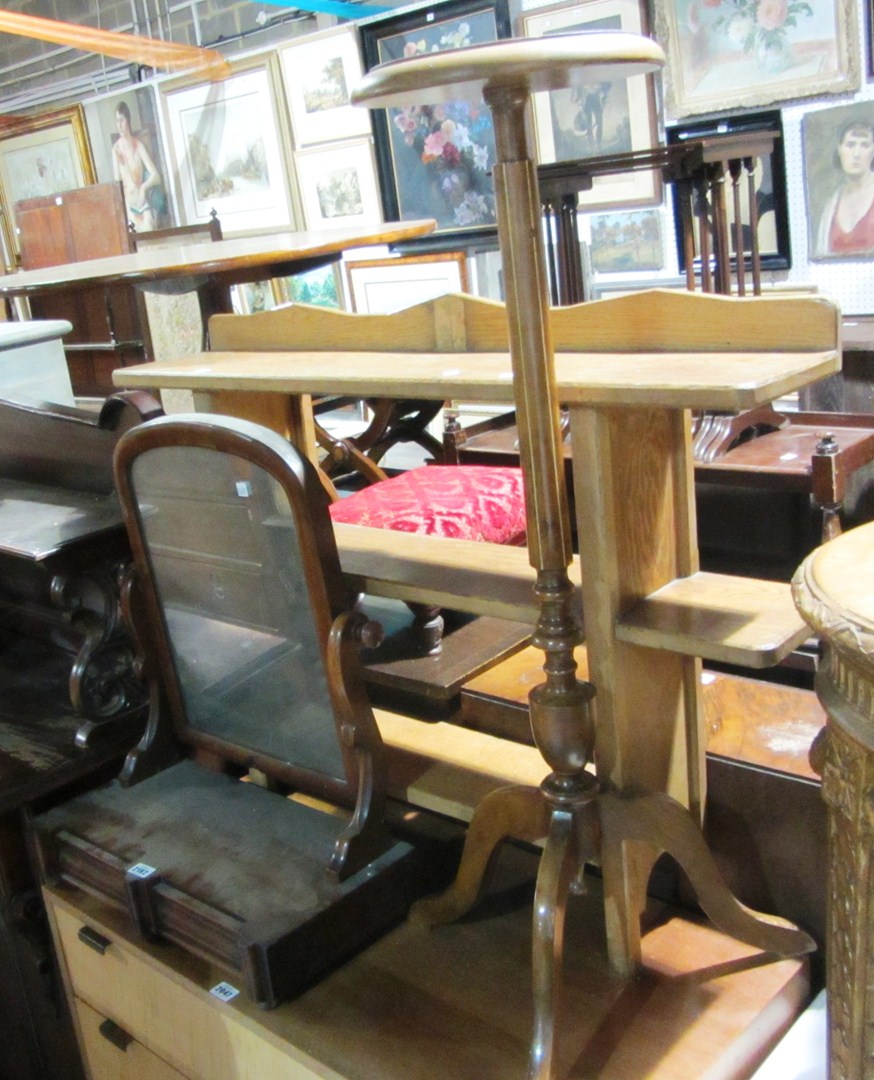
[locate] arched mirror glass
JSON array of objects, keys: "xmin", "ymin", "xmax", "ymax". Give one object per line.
[{"xmin": 130, "ymin": 444, "xmax": 345, "ymax": 780}]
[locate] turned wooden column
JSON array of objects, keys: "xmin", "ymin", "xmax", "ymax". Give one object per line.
[{"xmin": 793, "ymin": 521, "xmax": 874, "ymax": 1080}]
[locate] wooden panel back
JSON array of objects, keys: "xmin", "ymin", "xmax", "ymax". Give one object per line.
[
  {"xmin": 550, "ymin": 289, "xmax": 840, "ymax": 354},
  {"xmin": 16, "ymin": 182, "xmax": 132, "ymax": 269},
  {"xmin": 209, "ymin": 293, "xmax": 510, "ymax": 353},
  {"xmin": 209, "ymin": 288, "xmax": 839, "ymax": 358}
]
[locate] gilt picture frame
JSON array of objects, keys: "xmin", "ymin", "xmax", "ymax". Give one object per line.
[
  {"xmin": 161, "ymin": 57, "xmax": 296, "ymax": 234},
  {"xmin": 654, "ymin": 0, "xmax": 859, "ymax": 118},
  {"xmin": 521, "ymin": 0, "xmax": 661, "ymax": 210},
  {"xmin": 358, "ymin": 0, "xmax": 511, "ymax": 246},
  {"xmin": 0, "ymin": 104, "xmax": 94, "ymax": 259}
]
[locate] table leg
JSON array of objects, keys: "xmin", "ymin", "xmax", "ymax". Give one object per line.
[
  {"xmin": 191, "ymin": 389, "xmax": 317, "ymax": 464},
  {"xmin": 569, "ymin": 402, "xmax": 703, "ymax": 969}
]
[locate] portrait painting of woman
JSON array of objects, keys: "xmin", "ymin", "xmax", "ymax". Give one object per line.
[
  {"xmin": 804, "ymin": 104, "xmax": 874, "ymax": 261},
  {"xmin": 814, "ymin": 121, "xmax": 874, "ymax": 257},
  {"xmin": 83, "ymin": 85, "xmax": 173, "ymax": 233},
  {"xmin": 112, "ymin": 100, "xmax": 166, "ymax": 232}
]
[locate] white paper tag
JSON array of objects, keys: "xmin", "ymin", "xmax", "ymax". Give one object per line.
[
  {"xmin": 127, "ymin": 862, "xmax": 157, "ymax": 879},
  {"xmin": 210, "ymin": 981, "xmax": 240, "ymax": 1002}
]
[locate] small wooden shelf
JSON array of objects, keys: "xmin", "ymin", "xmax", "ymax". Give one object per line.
[
  {"xmin": 334, "ymin": 522, "xmax": 555, "ymax": 623},
  {"xmin": 616, "ymin": 572, "xmax": 811, "ymax": 668},
  {"xmin": 335, "ymin": 526, "xmax": 810, "ymax": 669}
]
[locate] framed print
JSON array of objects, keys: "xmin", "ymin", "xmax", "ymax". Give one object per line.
[
  {"xmin": 0, "ymin": 104, "xmax": 94, "ymax": 258},
  {"xmin": 803, "ymin": 102, "xmax": 874, "ymax": 261},
  {"xmin": 162, "ymin": 59, "xmax": 295, "ymax": 234},
  {"xmin": 294, "ymin": 138, "xmax": 382, "ymax": 230},
  {"xmin": 359, "ymin": 0, "xmax": 511, "ymax": 244},
  {"xmin": 588, "ymin": 209, "xmax": 664, "ymax": 273},
  {"xmin": 667, "ymin": 110, "xmax": 791, "ymax": 273},
  {"xmin": 277, "ymin": 262, "xmax": 344, "ymax": 307},
  {"xmin": 84, "ymin": 83, "xmax": 175, "ymax": 231},
  {"xmin": 345, "ymin": 251, "xmax": 469, "ymax": 312},
  {"xmin": 232, "ymin": 280, "xmax": 276, "ymax": 315},
  {"xmin": 655, "ymin": 0, "xmax": 859, "ymax": 117},
  {"xmin": 521, "ymin": 0, "xmax": 660, "ymax": 209},
  {"xmin": 279, "ymin": 25, "xmax": 372, "ymax": 146}
]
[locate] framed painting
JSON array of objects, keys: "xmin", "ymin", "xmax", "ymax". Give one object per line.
[
  {"xmin": 277, "ymin": 261, "xmax": 344, "ymax": 307},
  {"xmin": 588, "ymin": 209, "xmax": 664, "ymax": 273},
  {"xmin": 655, "ymin": 0, "xmax": 859, "ymax": 117},
  {"xmin": 84, "ymin": 83, "xmax": 175, "ymax": 231},
  {"xmin": 0, "ymin": 104, "xmax": 94, "ymax": 259},
  {"xmin": 667, "ymin": 110, "xmax": 791, "ymax": 273},
  {"xmin": 161, "ymin": 58, "xmax": 296, "ymax": 234},
  {"xmin": 345, "ymin": 251, "xmax": 469, "ymax": 312},
  {"xmin": 231, "ymin": 280, "xmax": 276, "ymax": 315},
  {"xmin": 803, "ymin": 101, "xmax": 874, "ymax": 261},
  {"xmin": 279, "ymin": 25, "xmax": 372, "ymax": 146},
  {"xmin": 359, "ymin": 0, "xmax": 511, "ymax": 245},
  {"xmin": 294, "ymin": 138, "xmax": 382, "ymax": 230},
  {"xmin": 521, "ymin": 0, "xmax": 660, "ymax": 209}
]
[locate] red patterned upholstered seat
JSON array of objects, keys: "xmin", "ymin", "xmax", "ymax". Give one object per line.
[{"xmin": 328, "ymin": 465, "xmax": 527, "ymax": 545}]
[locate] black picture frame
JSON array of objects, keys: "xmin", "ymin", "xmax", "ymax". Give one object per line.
[
  {"xmin": 666, "ymin": 109, "xmax": 791, "ymax": 275},
  {"xmin": 868, "ymin": 0, "xmax": 874, "ymax": 78},
  {"xmin": 358, "ymin": 0, "xmax": 511, "ymax": 251}
]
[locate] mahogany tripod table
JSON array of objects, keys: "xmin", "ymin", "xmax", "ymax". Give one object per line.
[{"xmin": 351, "ymin": 34, "xmax": 822, "ymax": 1079}]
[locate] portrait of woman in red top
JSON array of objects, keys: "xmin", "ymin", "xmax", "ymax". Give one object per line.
[{"xmin": 814, "ymin": 120, "xmax": 874, "ymax": 257}]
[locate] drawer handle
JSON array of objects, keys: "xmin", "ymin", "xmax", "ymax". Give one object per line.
[
  {"xmin": 77, "ymin": 925, "xmax": 112, "ymax": 955},
  {"xmin": 98, "ymin": 1018, "xmax": 134, "ymax": 1052}
]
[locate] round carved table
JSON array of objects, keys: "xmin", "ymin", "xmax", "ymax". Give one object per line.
[{"xmin": 793, "ymin": 520, "xmax": 874, "ymax": 1080}]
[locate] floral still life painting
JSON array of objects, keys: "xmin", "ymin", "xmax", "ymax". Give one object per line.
[
  {"xmin": 656, "ymin": 0, "xmax": 858, "ymax": 115},
  {"xmin": 388, "ymin": 98, "xmax": 496, "ymax": 228},
  {"xmin": 375, "ymin": 10, "xmax": 500, "ymax": 232}
]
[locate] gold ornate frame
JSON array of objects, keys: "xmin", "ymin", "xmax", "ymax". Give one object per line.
[{"xmin": 0, "ymin": 104, "xmax": 95, "ymax": 264}]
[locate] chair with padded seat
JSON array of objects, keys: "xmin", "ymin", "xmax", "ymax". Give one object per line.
[{"xmin": 32, "ymin": 413, "xmax": 435, "ymax": 1008}]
